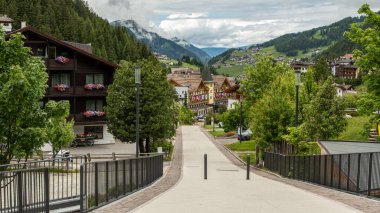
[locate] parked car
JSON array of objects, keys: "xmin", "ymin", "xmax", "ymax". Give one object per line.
[
  {"xmin": 197, "ymin": 115, "xmax": 205, "ymax": 122},
  {"xmin": 47, "ymin": 150, "xmax": 73, "ymax": 162},
  {"xmin": 238, "ymin": 128, "xmax": 252, "ymax": 141}
]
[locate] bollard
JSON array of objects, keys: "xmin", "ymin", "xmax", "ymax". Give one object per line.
[
  {"xmin": 204, "ymin": 154, "xmax": 207, "ymax": 180},
  {"xmin": 112, "ymin": 152, "xmax": 116, "ymax": 161},
  {"xmin": 87, "ymin": 153, "xmax": 91, "ymax": 162},
  {"xmin": 247, "ymin": 154, "xmax": 250, "ymax": 180}
]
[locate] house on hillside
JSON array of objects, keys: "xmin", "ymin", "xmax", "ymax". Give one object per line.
[
  {"xmin": 290, "ymin": 61, "xmax": 314, "ymax": 73},
  {"xmin": 0, "ymin": 14, "xmax": 14, "ymax": 33},
  {"xmin": 7, "ymin": 26, "xmax": 118, "ymax": 144},
  {"xmin": 335, "ymin": 83, "xmax": 357, "ymax": 97},
  {"xmin": 331, "ymin": 55, "xmax": 358, "ymax": 79}
]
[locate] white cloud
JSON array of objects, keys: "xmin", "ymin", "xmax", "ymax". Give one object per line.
[
  {"xmin": 86, "ymin": 0, "xmax": 380, "ymax": 48},
  {"xmin": 167, "ymin": 13, "xmax": 208, "ymax": 19}
]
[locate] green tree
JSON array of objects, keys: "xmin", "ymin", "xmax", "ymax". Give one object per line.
[
  {"xmin": 221, "ymin": 103, "xmax": 248, "ymax": 132},
  {"xmin": 250, "ymin": 71, "xmax": 295, "ymax": 159},
  {"xmin": 178, "ymin": 105, "xmax": 193, "ymax": 125},
  {"xmin": 345, "ymin": 4, "xmax": 380, "ymax": 73},
  {"xmin": 313, "ymin": 56, "xmax": 331, "ymax": 83},
  {"xmin": 44, "ymin": 101, "xmax": 75, "ymax": 158},
  {"xmin": 0, "ymin": 32, "xmax": 48, "ymax": 166},
  {"xmin": 106, "ymin": 59, "xmax": 177, "ymax": 153},
  {"xmin": 301, "ymin": 77, "xmax": 347, "ymax": 141}
]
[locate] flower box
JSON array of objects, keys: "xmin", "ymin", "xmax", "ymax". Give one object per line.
[
  {"xmin": 84, "ymin": 84, "xmax": 105, "ymax": 90},
  {"xmin": 83, "ymin": 111, "xmax": 106, "ymax": 118},
  {"xmin": 53, "ymin": 84, "xmax": 69, "ymax": 92},
  {"xmin": 55, "ymin": 56, "xmax": 70, "ymax": 64}
]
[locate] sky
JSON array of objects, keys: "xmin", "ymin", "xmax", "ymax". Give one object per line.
[{"xmin": 86, "ymin": 0, "xmax": 380, "ymax": 48}]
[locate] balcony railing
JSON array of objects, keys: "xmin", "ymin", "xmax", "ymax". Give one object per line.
[
  {"xmin": 45, "ymin": 86, "xmax": 108, "ymax": 97},
  {"xmin": 45, "ymin": 59, "xmax": 75, "ymax": 70},
  {"xmin": 75, "ymin": 86, "xmax": 108, "ymax": 96},
  {"xmin": 73, "ymin": 113, "xmax": 106, "ymax": 124},
  {"xmin": 46, "ymin": 87, "xmax": 74, "ymax": 97}
]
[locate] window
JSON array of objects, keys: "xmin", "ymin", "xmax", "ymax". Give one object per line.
[
  {"xmin": 51, "ymin": 73, "xmax": 70, "ymax": 86},
  {"xmin": 86, "ymin": 74, "xmax": 104, "ymax": 84},
  {"xmin": 36, "ymin": 47, "xmax": 46, "ymax": 57},
  {"xmin": 84, "ymin": 126, "xmax": 103, "ymax": 139},
  {"xmin": 48, "ymin": 46, "xmax": 56, "ymax": 59},
  {"xmin": 86, "ymin": 100, "xmax": 104, "ymax": 111}
]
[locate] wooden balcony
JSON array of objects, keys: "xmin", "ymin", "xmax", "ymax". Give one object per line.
[
  {"xmin": 75, "ymin": 86, "xmax": 108, "ymax": 97},
  {"xmin": 45, "ymin": 59, "xmax": 75, "ymax": 70},
  {"xmin": 72, "ymin": 114, "xmax": 106, "ymax": 124},
  {"xmin": 45, "ymin": 87, "xmax": 74, "ymax": 97}
]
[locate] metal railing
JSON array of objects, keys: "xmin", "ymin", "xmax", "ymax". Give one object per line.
[
  {"xmin": 0, "ymin": 153, "xmax": 164, "ymax": 212},
  {"xmin": 80, "ymin": 154, "xmax": 163, "ymax": 212},
  {"xmin": 264, "ymin": 152, "xmax": 380, "ymax": 198},
  {"xmin": 0, "ymin": 168, "xmax": 49, "ymax": 213},
  {"xmin": 1, "ymin": 155, "xmax": 87, "ymax": 203}
]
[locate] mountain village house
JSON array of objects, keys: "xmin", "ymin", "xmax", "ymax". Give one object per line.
[
  {"xmin": 6, "ymin": 26, "xmax": 118, "ymax": 144},
  {"xmin": 168, "ymin": 74, "xmax": 238, "ymax": 116}
]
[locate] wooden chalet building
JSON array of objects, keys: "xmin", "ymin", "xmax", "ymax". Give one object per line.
[{"xmin": 8, "ymin": 27, "xmax": 118, "ymax": 144}]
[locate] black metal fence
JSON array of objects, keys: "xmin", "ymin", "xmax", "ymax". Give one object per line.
[
  {"xmin": 80, "ymin": 154, "xmax": 163, "ymax": 212},
  {"xmin": 265, "ymin": 152, "xmax": 380, "ymax": 198},
  {"xmin": 0, "ymin": 154, "xmax": 164, "ymax": 212},
  {"xmin": 1, "ymin": 155, "xmax": 87, "ymax": 204},
  {"xmin": 0, "ymin": 168, "xmax": 49, "ymax": 212}
]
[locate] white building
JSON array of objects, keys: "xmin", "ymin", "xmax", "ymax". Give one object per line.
[
  {"xmin": 0, "ymin": 15, "xmax": 14, "ymax": 33},
  {"xmin": 227, "ymin": 99, "xmax": 239, "ymax": 110},
  {"xmin": 175, "ymin": 86, "xmax": 189, "ymax": 106}
]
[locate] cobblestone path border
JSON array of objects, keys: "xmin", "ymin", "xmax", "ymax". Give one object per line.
[
  {"xmin": 92, "ymin": 128, "xmax": 183, "ymax": 213},
  {"xmin": 201, "ymin": 128, "xmax": 380, "ymax": 213}
]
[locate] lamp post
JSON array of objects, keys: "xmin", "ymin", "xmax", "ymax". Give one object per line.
[
  {"xmin": 294, "ymin": 70, "xmax": 301, "ymax": 127},
  {"xmin": 239, "ymin": 95, "xmax": 243, "ymax": 144},
  {"xmin": 135, "ymin": 67, "xmax": 141, "ymax": 157}
]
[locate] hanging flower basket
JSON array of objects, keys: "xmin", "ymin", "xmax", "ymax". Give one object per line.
[
  {"xmin": 53, "ymin": 84, "xmax": 69, "ymax": 92},
  {"xmin": 84, "ymin": 84, "xmax": 105, "ymax": 90},
  {"xmin": 83, "ymin": 111, "xmax": 106, "ymax": 118},
  {"xmin": 55, "ymin": 56, "xmax": 70, "ymax": 64}
]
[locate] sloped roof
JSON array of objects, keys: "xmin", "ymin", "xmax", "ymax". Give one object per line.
[
  {"xmin": 7, "ymin": 26, "xmax": 117, "ymax": 69},
  {"xmin": 63, "ymin": 41, "xmax": 92, "ymax": 54},
  {"xmin": 168, "ymin": 76, "xmax": 204, "ymax": 92},
  {"xmin": 0, "ymin": 15, "xmax": 14, "ymax": 23}
]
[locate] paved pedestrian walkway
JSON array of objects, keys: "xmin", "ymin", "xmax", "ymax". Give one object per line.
[{"xmin": 132, "ymin": 126, "xmax": 360, "ymax": 213}]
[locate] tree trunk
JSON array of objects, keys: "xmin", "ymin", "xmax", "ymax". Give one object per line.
[
  {"xmin": 145, "ymin": 137, "xmax": 151, "ymax": 153},
  {"xmin": 139, "ymin": 138, "xmax": 145, "ymax": 154},
  {"xmin": 255, "ymin": 144, "xmax": 260, "ymax": 166}
]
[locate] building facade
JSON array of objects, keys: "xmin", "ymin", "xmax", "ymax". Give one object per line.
[{"xmin": 8, "ymin": 27, "xmax": 118, "ymax": 144}]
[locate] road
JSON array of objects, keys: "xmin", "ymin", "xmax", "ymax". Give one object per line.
[{"xmin": 132, "ymin": 126, "xmax": 360, "ymax": 213}]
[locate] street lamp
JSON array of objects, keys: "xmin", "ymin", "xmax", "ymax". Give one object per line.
[
  {"xmin": 294, "ymin": 70, "xmax": 301, "ymax": 127},
  {"xmin": 135, "ymin": 67, "xmax": 141, "ymax": 157}
]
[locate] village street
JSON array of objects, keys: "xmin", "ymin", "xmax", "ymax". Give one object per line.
[{"xmin": 129, "ymin": 126, "xmax": 360, "ymax": 213}]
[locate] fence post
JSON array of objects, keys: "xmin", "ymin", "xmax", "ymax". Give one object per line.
[
  {"xmin": 123, "ymin": 160, "xmax": 126, "ymax": 195},
  {"xmin": 44, "ymin": 168, "xmax": 50, "ymax": 213},
  {"xmin": 338, "ymin": 155, "xmax": 341, "ymax": 190},
  {"xmin": 368, "ymin": 153, "xmax": 373, "ymax": 196},
  {"xmin": 80, "ymin": 165, "xmax": 84, "ymax": 213},
  {"xmin": 115, "ymin": 161, "xmax": 119, "ymax": 197},
  {"xmin": 95, "ymin": 162, "xmax": 99, "ymax": 206},
  {"xmin": 204, "ymin": 154, "xmax": 207, "ymax": 180},
  {"xmin": 330, "ymin": 155, "xmax": 334, "ymax": 187},
  {"xmin": 357, "ymin": 153, "xmax": 361, "ymax": 193},
  {"xmin": 247, "ymin": 154, "xmax": 250, "ymax": 180},
  {"xmin": 106, "ymin": 162, "xmax": 109, "ymax": 202},
  {"xmin": 324, "ymin": 155, "xmax": 327, "ymax": 185},
  {"xmin": 347, "ymin": 154, "xmax": 351, "ymax": 191},
  {"xmin": 17, "ymin": 171, "xmax": 23, "ymax": 213},
  {"xmin": 136, "ymin": 159, "xmax": 139, "ymax": 189},
  {"xmin": 129, "ymin": 159, "xmax": 133, "ymax": 192}
]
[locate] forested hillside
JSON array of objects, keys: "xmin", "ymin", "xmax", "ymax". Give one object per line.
[
  {"xmin": 0, "ymin": 0, "xmax": 151, "ymax": 62},
  {"xmin": 258, "ymin": 16, "xmax": 364, "ymax": 57}
]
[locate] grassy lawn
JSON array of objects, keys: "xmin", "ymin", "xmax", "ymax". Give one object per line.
[
  {"xmin": 239, "ymin": 153, "xmax": 256, "ymax": 164},
  {"xmin": 226, "ymin": 140, "xmax": 256, "ymax": 151},
  {"xmin": 209, "ymin": 131, "xmax": 226, "ymax": 137},
  {"xmin": 334, "ymin": 116, "xmax": 371, "ymax": 141},
  {"xmin": 216, "ymin": 65, "xmax": 247, "ymax": 77}
]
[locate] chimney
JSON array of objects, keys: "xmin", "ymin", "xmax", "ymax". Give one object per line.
[{"xmin": 21, "ymin": 21, "xmax": 26, "ymax": 28}]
